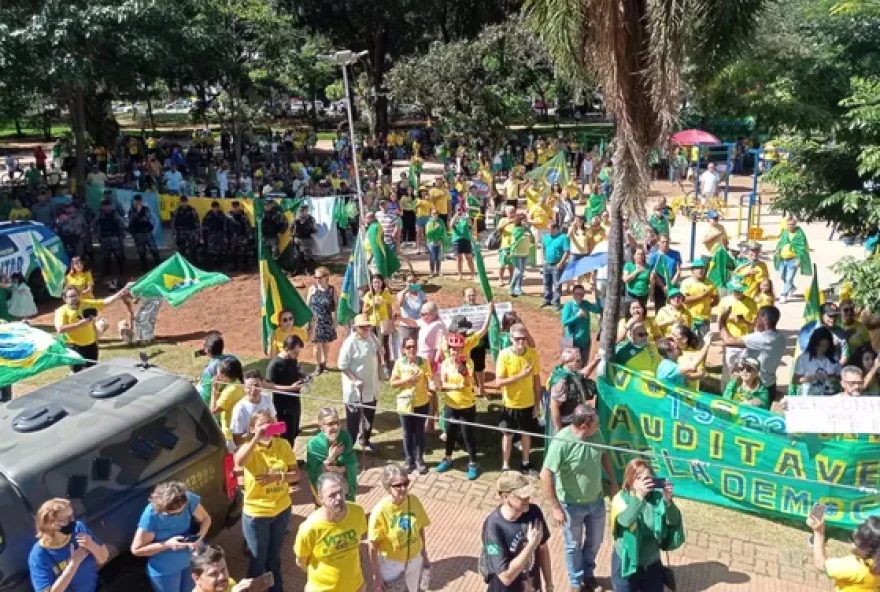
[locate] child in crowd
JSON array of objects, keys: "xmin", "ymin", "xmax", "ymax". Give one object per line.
[{"xmin": 6, "ymin": 272, "xmax": 36, "ymax": 319}]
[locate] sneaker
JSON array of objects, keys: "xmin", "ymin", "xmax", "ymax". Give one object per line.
[
  {"xmin": 358, "ymin": 441, "xmax": 378, "ymax": 453},
  {"xmin": 520, "ymin": 463, "xmax": 539, "ymax": 479},
  {"xmin": 403, "ymin": 462, "xmax": 416, "ymax": 473},
  {"xmin": 501, "ymin": 464, "xmax": 512, "ymax": 472},
  {"xmin": 435, "ymin": 458, "xmax": 453, "ymax": 473},
  {"xmin": 778, "ymin": 295, "xmax": 787, "ymax": 304},
  {"xmin": 467, "ymin": 463, "xmax": 481, "ymax": 480},
  {"xmin": 416, "ymin": 463, "xmax": 429, "ymax": 474},
  {"xmin": 582, "ymin": 577, "xmax": 604, "ymax": 592},
  {"xmin": 514, "ymin": 440, "xmax": 522, "ymax": 451}
]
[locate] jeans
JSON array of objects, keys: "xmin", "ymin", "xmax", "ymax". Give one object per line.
[
  {"xmin": 148, "ymin": 569, "xmax": 192, "ymax": 592},
  {"xmin": 401, "ymin": 403, "xmax": 429, "ymax": 466},
  {"xmin": 779, "ymin": 258, "xmax": 798, "ymax": 297},
  {"xmin": 428, "ymin": 243, "xmax": 442, "ymax": 274},
  {"xmin": 509, "ymin": 256, "xmax": 527, "ymax": 295},
  {"xmin": 242, "ymin": 507, "xmax": 291, "ymax": 592},
  {"xmin": 562, "ymin": 499, "xmax": 607, "ymax": 586},
  {"xmin": 543, "ymin": 262, "xmax": 562, "ymax": 306},
  {"xmin": 346, "ymin": 400, "xmax": 377, "ymax": 444},
  {"xmin": 444, "ymin": 405, "xmax": 478, "ymax": 463},
  {"xmin": 610, "ymin": 551, "xmax": 665, "ymax": 592}
]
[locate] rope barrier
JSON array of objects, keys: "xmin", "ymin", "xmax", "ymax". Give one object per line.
[{"xmin": 27, "ymin": 350, "xmax": 880, "ymax": 496}]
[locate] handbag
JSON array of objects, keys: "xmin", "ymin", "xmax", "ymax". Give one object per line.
[
  {"xmin": 385, "ymin": 496, "xmax": 413, "ymax": 592},
  {"xmin": 484, "ymin": 228, "xmax": 502, "ymax": 250},
  {"xmin": 380, "ymin": 317, "xmax": 395, "ymax": 336}
]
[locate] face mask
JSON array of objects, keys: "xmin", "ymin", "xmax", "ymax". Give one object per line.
[
  {"xmin": 59, "ymin": 520, "xmax": 76, "ymax": 536},
  {"xmin": 408, "ymin": 284, "xmax": 421, "ymax": 292}
]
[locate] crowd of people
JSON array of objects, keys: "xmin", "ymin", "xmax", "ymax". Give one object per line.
[{"xmin": 17, "ymin": 123, "xmax": 880, "ymax": 592}]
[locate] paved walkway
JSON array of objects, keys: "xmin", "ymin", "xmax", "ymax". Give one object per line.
[{"xmin": 215, "ymin": 465, "xmax": 832, "ymax": 591}]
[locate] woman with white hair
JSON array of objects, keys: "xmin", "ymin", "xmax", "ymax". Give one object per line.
[{"xmin": 368, "ymin": 464, "xmax": 431, "ymax": 591}]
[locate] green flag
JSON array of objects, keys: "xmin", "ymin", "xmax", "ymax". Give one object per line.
[
  {"xmin": 0, "ymin": 323, "xmax": 84, "ymax": 387},
  {"xmin": 526, "ymin": 151, "xmax": 570, "ymax": 187},
  {"xmin": 367, "ymin": 221, "xmax": 401, "ymax": 278},
  {"xmin": 471, "ymin": 240, "xmax": 501, "ymax": 360},
  {"xmin": 803, "ymin": 264, "xmax": 822, "ymax": 324},
  {"xmin": 256, "ymin": 200, "xmax": 313, "ymax": 350},
  {"xmin": 707, "ymin": 247, "xmax": 735, "ymax": 289},
  {"xmin": 130, "ymin": 253, "xmax": 229, "ymax": 307},
  {"xmin": 337, "ymin": 232, "xmax": 370, "ymax": 326},
  {"xmin": 29, "ymin": 232, "xmax": 66, "ymax": 298}
]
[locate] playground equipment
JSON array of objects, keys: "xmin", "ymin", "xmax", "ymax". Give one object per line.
[
  {"xmin": 737, "ymin": 192, "xmax": 765, "ymax": 240},
  {"xmin": 682, "ymin": 141, "xmax": 735, "ymax": 260}
]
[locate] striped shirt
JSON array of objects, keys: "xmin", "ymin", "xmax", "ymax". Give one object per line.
[{"xmin": 376, "ymin": 210, "xmax": 398, "ymax": 244}]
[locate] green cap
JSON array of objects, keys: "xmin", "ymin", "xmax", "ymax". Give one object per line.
[
  {"xmin": 727, "ymin": 281, "xmax": 747, "ymax": 292},
  {"xmin": 667, "ymin": 287, "xmax": 683, "ymax": 298},
  {"xmin": 690, "ymin": 259, "xmax": 706, "ymax": 268}
]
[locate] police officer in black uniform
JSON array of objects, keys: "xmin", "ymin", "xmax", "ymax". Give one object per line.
[
  {"xmin": 261, "ymin": 197, "xmax": 288, "ymax": 260},
  {"xmin": 95, "ymin": 199, "xmax": 127, "ymax": 275},
  {"xmin": 201, "ymin": 201, "xmax": 228, "ymax": 270},
  {"xmin": 128, "ymin": 194, "xmax": 161, "ymax": 271},
  {"xmin": 227, "ymin": 200, "xmax": 253, "ymax": 270},
  {"xmin": 171, "ymin": 196, "xmax": 200, "ymax": 262}
]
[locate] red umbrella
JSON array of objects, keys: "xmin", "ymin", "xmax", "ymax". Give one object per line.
[{"xmin": 670, "ymin": 129, "xmax": 721, "ymax": 145}]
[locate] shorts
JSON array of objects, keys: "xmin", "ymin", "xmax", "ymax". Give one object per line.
[
  {"xmin": 500, "ymin": 406, "xmax": 540, "ymax": 434},
  {"xmin": 455, "ymin": 238, "xmax": 473, "ymax": 256},
  {"xmin": 417, "ymin": 216, "xmax": 430, "ymax": 228},
  {"xmin": 498, "ymin": 247, "xmax": 511, "ymax": 267},
  {"xmin": 470, "ymin": 344, "xmax": 487, "ymax": 372}
]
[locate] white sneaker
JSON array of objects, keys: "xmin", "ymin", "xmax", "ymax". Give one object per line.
[{"xmin": 779, "ymin": 295, "xmax": 787, "ymax": 304}]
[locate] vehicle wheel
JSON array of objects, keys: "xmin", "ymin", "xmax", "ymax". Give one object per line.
[{"xmin": 28, "ymin": 269, "xmax": 49, "ymax": 302}]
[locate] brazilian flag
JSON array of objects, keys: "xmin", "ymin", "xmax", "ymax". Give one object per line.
[
  {"xmin": 527, "ymin": 151, "xmax": 570, "ymax": 187},
  {"xmin": 129, "ymin": 253, "xmax": 228, "ymax": 307},
  {"xmin": 255, "ymin": 199, "xmax": 313, "ymax": 350},
  {"xmin": 707, "ymin": 246, "xmax": 736, "ymax": 290},
  {"xmin": 367, "ymin": 221, "xmax": 401, "ymax": 278},
  {"xmin": 789, "ymin": 265, "xmax": 825, "ymax": 396},
  {"xmin": 29, "ymin": 232, "xmax": 66, "ymax": 298},
  {"xmin": 337, "ymin": 232, "xmax": 370, "ymax": 326},
  {"xmin": 472, "ymin": 240, "xmax": 501, "ymax": 360}
]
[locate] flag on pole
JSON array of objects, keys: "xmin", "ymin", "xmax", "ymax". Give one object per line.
[
  {"xmin": 337, "ymin": 232, "xmax": 370, "ymax": 326},
  {"xmin": 256, "ymin": 202, "xmax": 313, "ymax": 351},
  {"xmin": 707, "ymin": 246, "xmax": 736, "ymax": 289},
  {"xmin": 471, "ymin": 240, "xmax": 501, "ymax": 360},
  {"xmin": 367, "ymin": 221, "xmax": 401, "ymax": 278},
  {"xmin": 790, "ymin": 265, "xmax": 825, "ymax": 396},
  {"xmin": 0, "ymin": 323, "xmax": 83, "ymax": 387},
  {"xmin": 130, "ymin": 253, "xmax": 229, "ymax": 307},
  {"xmin": 29, "ymin": 232, "xmax": 66, "ymax": 298},
  {"xmin": 527, "ymin": 151, "xmax": 570, "ymax": 187}
]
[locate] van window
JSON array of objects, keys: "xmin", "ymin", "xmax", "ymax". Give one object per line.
[{"xmin": 0, "ymin": 235, "xmax": 16, "ymax": 258}]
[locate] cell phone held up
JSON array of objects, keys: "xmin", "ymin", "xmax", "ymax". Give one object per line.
[
  {"xmin": 263, "ymin": 422, "xmax": 287, "ymax": 438},
  {"xmin": 652, "ymin": 478, "xmax": 668, "ymax": 491}
]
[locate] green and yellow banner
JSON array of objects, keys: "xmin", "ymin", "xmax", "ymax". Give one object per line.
[{"xmin": 598, "ymin": 366, "xmax": 880, "ymax": 530}]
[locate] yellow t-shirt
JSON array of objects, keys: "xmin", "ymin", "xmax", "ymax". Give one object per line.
[
  {"xmin": 825, "ymin": 555, "xmax": 879, "ymax": 592},
  {"xmin": 368, "ymin": 494, "xmax": 431, "ymax": 563},
  {"xmin": 241, "ymin": 438, "xmax": 296, "ymax": 518},
  {"xmin": 779, "ymin": 243, "xmax": 796, "ymax": 260},
  {"xmin": 524, "ymin": 150, "xmax": 536, "ymax": 164},
  {"xmin": 415, "ymin": 198, "xmax": 433, "ymax": 218},
  {"xmin": 702, "ymin": 225, "xmax": 728, "ymax": 253},
  {"xmin": 429, "ymin": 188, "xmax": 448, "ymax": 215},
  {"xmin": 293, "ymin": 503, "xmax": 367, "ymax": 592},
  {"xmin": 618, "ymin": 317, "xmax": 662, "ymax": 342},
  {"xmin": 528, "ymin": 205, "xmax": 551, "ymax": 231},
  {"xmin": 496, "ymin": 347, "xmax": 540, "ymax": 409},
  {"xmin": 54, "ymin": 299, "xmax": 105, "ymax": 346},
  {"xmin": 570, "ymin": 230, "xmax": 589, "ymax": 255},
  {"xmin": 679, "ymin": 347, "xmax": 704, "ymax": 390},
  {"xmin": 498, "ymin": 218, "xmax": 514, "ymax": 249},
  {"xmin": 65, "ymin": 271, "xmax": 94, "ymax": 295},
  {"xmin": 720, "ymin": 295, "xmax": 757, "ymax": 338},
  {"xmin": 441, "ymin": 357, "xmax": 476, "ymax": 409},
  {"xmin": 681, "ymin": 277, "xmax": 717, "ymax": 322},
  {"xmin": 271, "ymin": 325, "xmax": 308, "ymax": 353},
  {"xmin": 391, "ymin": 356, "xmax": 433, "ymax": 408},
  {"xmin": 755, "ymin": 293, "xmax": 775, "ymax": 309},
  {"xmin": 192, "ymin": 578, "xmax": 236, "ymax": 592},
  {"xmin": 655, "ymin": 305, "xmax": 693, "ymax": 336},
  {"xmin": 9, "ymin": 207, "xmax": 31, "ymax": 221},
  {"xmin": 216, "ymin": 383, "xmax": 245, "ymax": 441},
  {"xmin": 510, "ymin": 230, "xmax": 532, "ymax": 258},
  {"xmin": 525, "ymin": 187, "xmax": 541, "ymax": 211},
  {"xmin": 505, "ymin": 180, "xmax": 520, "ymax": 202},
  {"xmin": 586, "ymin": 226, "xmax": 607, "ymax": 251},
  {"xmin": 734, "ymin": 261, "xmax": 769, "ymax": 300},
  {"xmin": 364, "ymin": 290, "xmax": 393, "ymax": 326}
]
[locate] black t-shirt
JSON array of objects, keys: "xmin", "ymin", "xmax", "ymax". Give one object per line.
[
  {"xmin": 266, "ymin": 356, "xmax": 302, "ymax": 409},
  {"xmin": 482, "ymin": 504, "xmax": 550, "ymax": 592}
]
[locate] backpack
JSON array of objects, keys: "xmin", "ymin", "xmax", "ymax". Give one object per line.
[
  {"xmin": 484, "ymin": 228, "xmax": 502, "ymax": 251},
  {"xmin": 558, "ymin": 373, "xmax": 597, "ymax": 418}
]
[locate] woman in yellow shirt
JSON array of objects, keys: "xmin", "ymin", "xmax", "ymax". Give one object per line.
[
  {"xmin": 364, "ymin": 274, "xmax": 394, "ymax": 371},
  {"xmin": 368, "ymin": 464, "xmax": 432, "ymax": 591},
  {"xmin": 414, "ymin": 188, "xmax": 434, "ymax": 255},
  {"xmin": 436, "ymin": 333, "xmax": 479, "ymax": 480},
  {"xmin": 210, "ymin": 358, "xmax": 245, "ymax": 443},
  {"xmin": 267, "ymin": 310, "xmax": 308, "ymax": 358},
  {"xmin": 390, "ymin": 336, "xmax": 434, "ymax": 473},
  {"xmin": 234, "ymin": 409, "xmax": 299, "ymax": 592},
  {"xmin": 807, "ymin": 513, "xmax": 880, "ymax": 592},
  {"xmin": 616, "ymin": 299, "xmax": 662, "ymax": 344},
  {"xmin": 65, "ymin": 256, "xmax": 94, "ymax": 297}
]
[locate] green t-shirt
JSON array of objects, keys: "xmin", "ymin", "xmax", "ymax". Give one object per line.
[
  {"xmin": 543, "ymin": 426, "xmax": 606, "ymax": 504},
  {"xmin": 451, "ymin": 218, "xmax": 471, "ymax": 242},
  {"xmin": 722, "ymin": 379, "xmax": 770, "ymax": 409},
  {"xmin": 623, "ymin": 262, "xmax": 651, "ymax": 297}
]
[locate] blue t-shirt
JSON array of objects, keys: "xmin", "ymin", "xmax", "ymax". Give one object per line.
[
  {"xmin": 647, "ymin": 249, "xmax": 681, "ymax": 285},
  {"xmin": 542, "ymin": 233, "xmax": 571, "ymax": 266},
  {"xmin": 657, "ymin": 359, "xmax": 686, "ymax": 388},
  {"xmin": 29, "ymin": 522, "xmax": 102, "ymax": 592},
  {"xmin": 137, "ymin": 491, "xmax": 200, "ymax": 576}
]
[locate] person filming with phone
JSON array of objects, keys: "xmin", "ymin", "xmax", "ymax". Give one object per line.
[
  {"xmin": 131, "ymin": 481, "xmax": 212, "ymax": 592},
  {"xmin": 609, "ymin": 459, "xmax": 684, "ymax": 592},
  {"xmin": 234, "ymin": 409, "xmax": 299, "ymax": 592},
  {"xmin": 807, "ymin": 510, "xmax": 880, "ymax": 591},
  {"xmin": 29, "ymin": 498, "xmax": 110, "ymax": 592}
]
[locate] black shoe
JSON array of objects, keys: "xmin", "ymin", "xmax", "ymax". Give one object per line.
[
  {"xmin": 582, "ymin": 577, "xmax": 604, "ymax": 592},
  {"xmin": 541, "ymin": 302, "xmax": 552, "ymax": 308},
  {"xmin": 403, "ymin": 462, "xmax": 416, "ymax": 473},
  {"xmin": 520, "ymin": 463, "xmax": 539, "ymax": 479},
  {"xmin": 416, "ymin": 463, "xmax": 429, "ymax": 474}
]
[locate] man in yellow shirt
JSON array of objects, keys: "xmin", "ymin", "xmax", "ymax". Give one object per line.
[
  {"xmin": 681, "ymin": 260, "xmax": 718, "ymax": 338},
  {"xmin": 428, "ymin": 179, "xmax": 449, "ymax": 226},
  {"xmin": 655, "ymin": 288, "xmax": 693, "ymax": 336},
  {"xmin": 294, "ymin": 472, "xmax": 367, "ymax": 592},
  {"xmin": 733, "ymin": 242, "xmax": 769, "ymax": 300},
  {"xmin": 54, "ymin": 284, "xmax": 131, "ymax": 372},
  {"xmin": 701, "ymin": 211, "xmax": 729, "ymax": 255},
  {"xmin": 719, "ymin": 281, "xmax": 757, "ymax": 377},
  {"xmin": 495, "ymin": 323, "xmax": 541, "ymax": 477}
]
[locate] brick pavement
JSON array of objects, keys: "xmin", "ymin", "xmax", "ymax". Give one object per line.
[{"xmin": 216, "ymin": 464, "xmax": 832, "ymax": 591}]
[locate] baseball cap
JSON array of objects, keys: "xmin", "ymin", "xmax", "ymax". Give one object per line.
[
  {"xmin": 706, "ymin": 210, "xmax": 720, "ymax": 219},
  {"xmin": 690, "ymin": 259, "xmax": 706, "ymax": 268},
  {"xmin": 727, "ymin": 280, "xmax": 747, "ymax": 293},
  {"xmin": 497, "ymin": 471, "xmax": 535, "ymax": 498},
  {"xmin": 353, "ymin": 314, "xmax": 372, "ymax": 327},
  {"xmin": 741, "ymin": 357, "xmax": 761, "ymax": 371},
  {"xmin": 667, "ymin": 287, "xmax": 683, "ymax": 298},
  {"xmin": 821, "ymin": 302, "xmax": 840, "ymax": 316}
]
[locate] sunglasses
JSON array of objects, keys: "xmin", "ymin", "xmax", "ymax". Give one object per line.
[
  {"xmin": 281, "ymin": 317, "xmax": 293, "ymax": 322},
  {"xmin": 513, "ymin": 336, "xmax": 527, "ymax": 342},
  {"xmin": 633, "ymin": 332, "xmax": 648, "ymax": 338},
  {"xmin": 390, "ymin": 481, "xmax": 410, "ymax": 489},
  {"xmin": 315, "ymin": 275, "xmax": 327, "ymax": 279},
  {"xmin": 403, "ymin": 344, "xmax": 416, "ymax": 349},
  {"xmin": 323, "ymin": 420, "xmax": 339, "ymax": 427}
]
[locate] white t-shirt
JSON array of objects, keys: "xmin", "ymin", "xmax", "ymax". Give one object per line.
[
  {"xmin": 794, "ymin": 353, "xmax": 840, "ymax": 397},
  {"xmin": 742, "ymin": 330, "xmax": 786, "ymax": 387},
  {"xmin": 700, "ymin": 170, "xmax": 720, "ymax": 196},
  {"xmin": 337, "ymin": 333, "xmax": 380, "ymax": 405},
  {"xmin": 229, "ymin": 394, "xmax": 276, "ymax": 436}
]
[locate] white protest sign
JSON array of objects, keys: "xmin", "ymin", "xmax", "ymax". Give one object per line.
[
  {"xmin": 784, "ymin": 396, "xmax": 880, "ymax": 434},
  {"xmin": 438, "ymin": 302, "xmax": 512, "ymax": 330}
]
